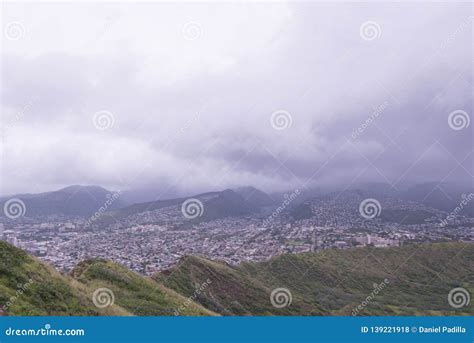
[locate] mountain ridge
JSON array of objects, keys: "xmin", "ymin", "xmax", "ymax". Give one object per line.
[
  {"xmin": 0, "ymin": 185, "xmax": 126, "ymax": 217},
  {"xmin": 3, "ymin": 182, "xmax": 472, "ymax": 219}
]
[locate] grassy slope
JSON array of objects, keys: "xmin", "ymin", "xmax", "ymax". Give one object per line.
[
  {"xmin": 0, "ymin": 241, "xmax": 127, "ymax": 315},
  {"xmin": 2, "ymin": 240, "xmax": 472, "ymax": 316},
  {"xmin": 159, "ymin": 243, "xmax": 474, "ymax": 316},
  {"xmin": 154, "ymin": 255, "xmax": 323, "ymax": 315},
  {"xmin": 0, "ymin": 241, "xmax": 214, "ymax": 316},
  {"xmin": 72, "ymin": 259, "xmax": 216, "ymax": 316}
]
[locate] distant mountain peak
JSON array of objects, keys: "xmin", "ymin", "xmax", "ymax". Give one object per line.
[
  {"xmin": 234, "ymin": 186, "xmax": 275, "ymax": 206},
  {"xmin": 58, "ymin": 185, "xmax": 111, "ymax": 194},
  {"xmin": 0, "ymin": 185, "xmax": 126, "ymax": 217}
]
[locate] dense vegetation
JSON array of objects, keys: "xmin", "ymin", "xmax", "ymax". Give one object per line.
[
  {"xmin": 72, "ymin": 259, "xmax": 214, "ymax": 316},
  {"xmin": 0, "ymin": 241, "xmax": 212, "ymax": 316},
  {"xmin": 159, "ymin": 243, "xmax": 473, "ymax": 316},
  {"xmin": 1, "ymin": 241, "xmax": 472, "ymax": 316},
  {"xmin": 0, "ymin": 241, "xmax": 104, "ymax": 315}
]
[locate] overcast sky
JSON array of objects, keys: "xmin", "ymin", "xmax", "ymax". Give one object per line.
[{"xmin": 1, "ymin": 1, "xmax": 472, "ymax": 196}]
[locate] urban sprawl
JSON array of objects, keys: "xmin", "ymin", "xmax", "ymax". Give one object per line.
[{"xmin": 1, "ymin": 193, "xmax": 473, "ymax": 276}]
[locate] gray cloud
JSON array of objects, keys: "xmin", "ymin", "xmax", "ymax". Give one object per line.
[{"xmin": 1, "ymin": 1, "xmax": 472, "ymax": 196}]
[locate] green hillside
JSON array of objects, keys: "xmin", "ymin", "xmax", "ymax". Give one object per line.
[
  {"xmin": 0, "ymin": 241, "xmax": 111, "ymax": 315},
  {"xmin": 0, "ymin": 241, "xmax": 213, "ymax": 316},
  {"xmin": 154, "ymin": 255, "xmax": 323, "ymax": 315},
  {"xmin": 158, "ymin": 243, "xmax": 474, "ymax": 316},
  {"xmin": 1, "ymin": 240, "xmax": 472, "ymax": 316},
  {"xmin": 72, "ymin": 259, "xmax": 215, "ymax": 316}
]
